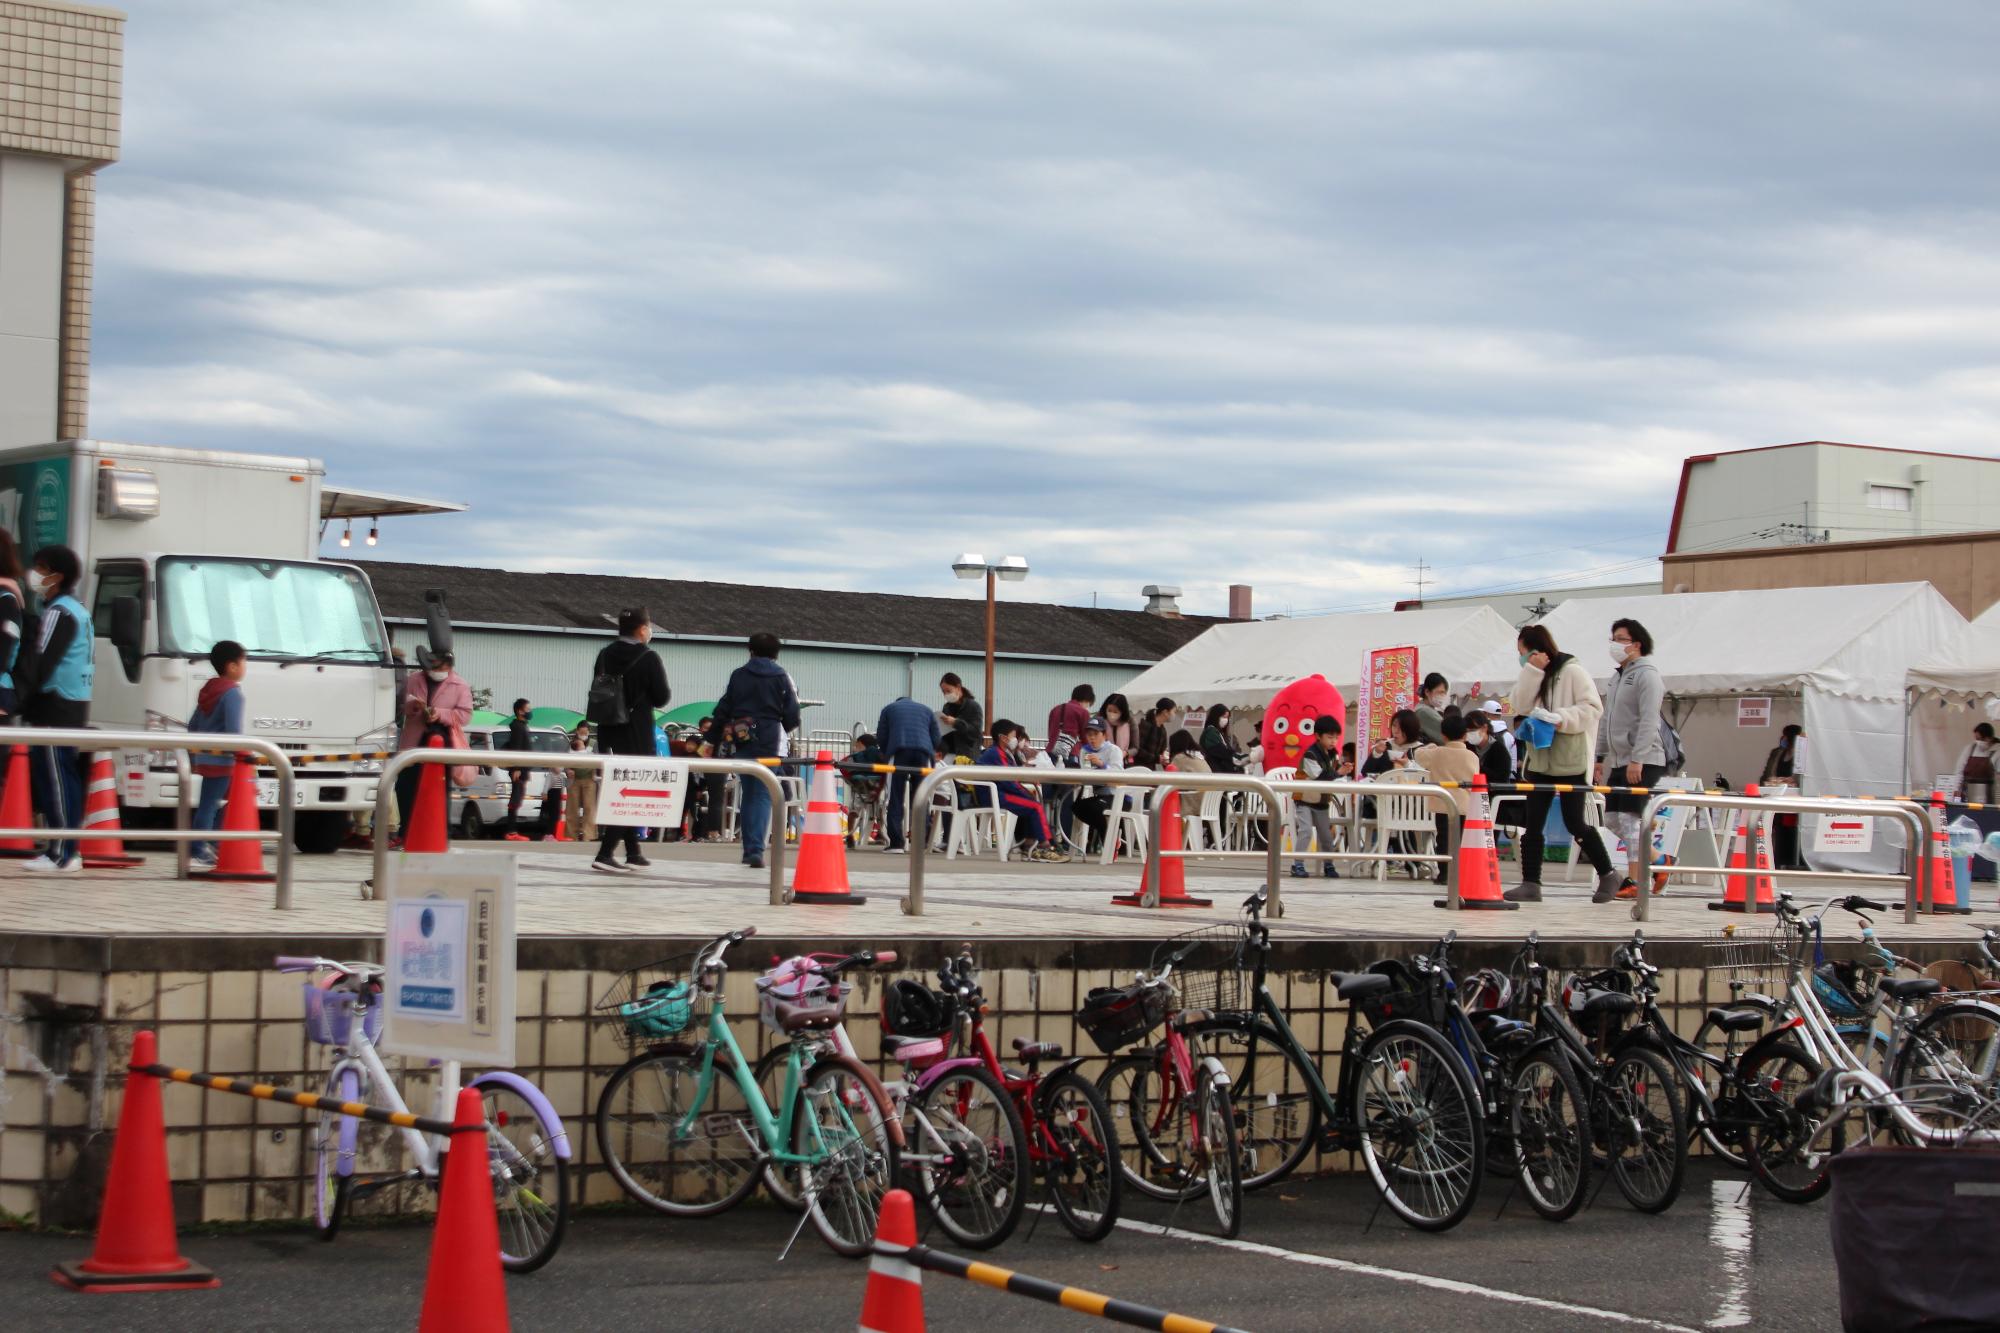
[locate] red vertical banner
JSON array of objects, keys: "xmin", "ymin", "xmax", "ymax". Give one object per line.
[{"xmin": 1357, "ymin": 645, "xmax": 1418, "ymax": 759}]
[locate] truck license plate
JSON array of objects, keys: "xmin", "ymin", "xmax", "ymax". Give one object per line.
[{"xmin": 256, "ymin": 779, "xmax": 280, "ymax": 809}]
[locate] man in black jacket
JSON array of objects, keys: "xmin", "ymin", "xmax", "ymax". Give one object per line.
[
  {"xmin": 591, "ymin": 609, "xmax": 670, "ymax": 874},
  {"xmin": 705, "ymin": 632, "xmax": 800, "ymax": 870},
  {"xmin": 501, "ymin": 696, "xmax": 533, "ymax": 838}
]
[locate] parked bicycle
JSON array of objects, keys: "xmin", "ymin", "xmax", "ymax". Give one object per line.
[
  {"xmin": 280, "ymin": 954, "xmax": 571, "ymax": 1272},
  {"xmin": 591, "ymin": 927, "xmax": 904, "ymax": 1258},
  {"xmin": 1112, "ymin": 891, "xmax": 1485, "ymax": 1232}
]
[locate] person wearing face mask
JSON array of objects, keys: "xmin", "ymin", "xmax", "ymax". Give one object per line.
[
  {"xmin": 16, "ymin": 545, "xmax": 92, "ymax": 872},
  {"xmin": 1414, "ymin": 673, "xmax": 1452, "ymax": 745},
  {"xmin": 595, "ymin": 608, "xmax": 672, "ymax": 872},
  {"xmin": 1595, "ymin": 618, "xmax": 1666, "ymax": 900},
  {"xmin": 937, "ymin": 673, "xmax": 983, "ymax": 759},
  {"xmin": 395, "ymin": 647, "xmax": 473, "ymax": 848},
  {"xmin": 1132, "ymin": 698, "xmax": 1176, "ymax": 770},
  {"xmin": 1505, "ymin": 624, "xmax": 1615, "ymax": 903},
  {"xmin": 1464, "ymin": 709, "xmax": 1513, "ymax": 787},
  {"xmin": 1200, "ymin": 704, "xmax": 1242, "ymax": 775},
  {"xmin": 566, "ymin": 722, "xmax": 598, "ymax": 844},
  {"xmin": 978, "ymin": 719, "xmax": 1068, "ymax": 862}
]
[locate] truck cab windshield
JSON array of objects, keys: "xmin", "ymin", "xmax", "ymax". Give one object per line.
[{"xmin": 157, "ymin": 558, "xmax": 389, "ymax": 663}]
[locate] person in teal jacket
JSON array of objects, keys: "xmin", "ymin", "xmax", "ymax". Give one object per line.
[{"xmin": 18, "ymin": 544, "xmax": 92, "ymax": 872}]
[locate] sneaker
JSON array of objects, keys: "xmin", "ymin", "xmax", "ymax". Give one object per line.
[
  {"xmin": 590, "ymin": 858, "xmax": 631, "ymax": 875},
  {"xmin": 1323, "ymin": 866, "xmax": 1341, "ymax": 879},
  {"xmin": 1613, "ymin": 879, "xmax": 1638, "ymax": 901},
  {"xmin": 746, "ymin": 855, "xmax": 765, "ymax": 870},
  {"xmin": 503, "ymin": 833, "xmax": 530, "ymax": 843},
  {"xmin": 21, "ymin": 855, "xmax": 77, "ymax": 874},
  {"xmin": 625, "ymin": 853, "xmax": 652, "ymax": 869},
  {"xmin": 1592, "ymin": 869, "xmax": 1626, "ymax": 904},
  {"xmin": 1289, "ymin": 862, "xmax": 1308, "ymax": 879},
  {"xmin": 884, "ymin": 845, "xmax": 908, "ymax": 856},
  {"xmin": 1503, "ymin": 881, "xmax": 1543, "ymax": 903},
  {"xmin": 1038, "ymin": 847, "xmax": 1071, "ymax": 864},
  {"xmin": 190, "ymin": 854, "xmax": 218, "ymax": 873}
]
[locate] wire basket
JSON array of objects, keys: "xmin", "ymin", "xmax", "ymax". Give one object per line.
[
  {"xmin": 595, "ymin": 954, "xmax": 704, "ymax": 1054},
  {"xmin": 1703, "ymin": 925, "xmax": 1795, "ymax": 992},
  {"xmin": 1152, "ymin": 922, "xmax": 1248, "ymax": 1015},
  {"xmin": 302, "ymin": 985, "xmax": 384, "ymax": 1047},
  {"xmin": 1077, "ymin": 981, "xmax": 1173, "ymax": 1054}
]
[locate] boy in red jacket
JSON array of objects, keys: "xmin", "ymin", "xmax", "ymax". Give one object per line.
[{"xmin": 188, "ymin": 640, "xmax": 247, "ymax": 871}]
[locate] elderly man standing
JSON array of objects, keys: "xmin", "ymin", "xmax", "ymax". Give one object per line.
[{"xmin": 395, "ymin": 648, "xmax": 472, "ymax": 846}]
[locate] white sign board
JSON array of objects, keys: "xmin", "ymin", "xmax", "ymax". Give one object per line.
[
  {"xmin": 1813, "ymin": 815, "xmax": 1875, "ymax": 854},
  {"xmin": 594, "ymin": 758, "xmax": 690, "ymax": 827},
  {"xmin": 1736, "ymin": 697, "xmax": 1772, "ymax": 728},
  {"xmin": 383, "ymin": 853, "xmax": 517, "ymax": 1066}
]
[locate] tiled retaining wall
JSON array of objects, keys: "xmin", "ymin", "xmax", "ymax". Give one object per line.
[{"xmin": 0, "ymin": 935, "xmax": 1896, "ymax": 1227}]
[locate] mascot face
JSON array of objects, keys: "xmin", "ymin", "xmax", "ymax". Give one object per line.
[{"xmin": 1260, "ymin": 674, "xmax": 1347, "ymax": 774}]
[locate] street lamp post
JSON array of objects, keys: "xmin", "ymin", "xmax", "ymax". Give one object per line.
[{"xmin": 953, "ymin": 553, "xmax": 1029, "ymax": 726}]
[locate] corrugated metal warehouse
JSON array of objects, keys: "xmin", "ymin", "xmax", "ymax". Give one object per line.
[{"xmin": 357, "ymin": 562, "xmax": 1221, "ymax": 740}]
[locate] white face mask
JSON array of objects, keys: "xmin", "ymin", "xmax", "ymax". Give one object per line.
[
  {"xmin": 426, "ymin": 669, "xmax": 448, "ymax": 683},
  {"xmin": 1006, "ymin": 737, "xmax": 1022, "ymax": 751},
  {"xmin": 1429, "ymin": 692, "xmax": 1447, "ymax": 708},
  {"xmin": 37, "ymin": 574, "xmax": 60, "ymax": 599},
  {"xmin": 1609, "ymin": 641, "xmax": 1632, "ymax": 665}
]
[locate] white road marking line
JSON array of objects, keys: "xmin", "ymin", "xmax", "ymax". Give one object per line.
[
  {"xmin": 1706, "ymin": 1178, "xmax": 1754, "ymax": 1328},
  {"xmin": 1107, "ymin": 1215, "xmax": 1704, "ymax": 1332}
]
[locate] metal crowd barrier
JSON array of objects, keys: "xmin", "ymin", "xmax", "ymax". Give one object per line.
[
  {"xmin": 1632, "ymin": 791, "xmax": 1934, "ymax": 924},
  {"xmin": 1262, "ymin": 778, "xmax": 1462, "ymax": 912},
  {"xmin": 900, "ymin": 766, "xmax": 1284, "ymax": 916},
  {"xmin": 0, "ymin": 727, "xmax": 298, "ymax": 908},
  {"xmin": 368, "ymin": 749, "xmax": 791, "ymax": 903}
]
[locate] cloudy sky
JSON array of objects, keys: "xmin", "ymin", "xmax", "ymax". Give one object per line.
[{"xmin": 87, "ymin": 1, "xmax": 2000, "ymax": 618}]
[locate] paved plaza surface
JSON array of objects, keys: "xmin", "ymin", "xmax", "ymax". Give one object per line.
[
  {"xmin": 1, "ymin": 1160, "xmax": 1840, "ymax": 1331},
  {"xmin": 0, "ymin": 840, "xmax": 1988, "ymax": 957}
]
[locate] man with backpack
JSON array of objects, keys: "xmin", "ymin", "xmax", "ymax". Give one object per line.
[
  {"xmin": 588, "ymin": 608, "xmax": 670, "ymax": 874},
  {"xmin": 704, "ymin": 632, "xmax": 800, "ymax": 871},
  {"xmin": 500, "ymin": 696, "xmax": 534, "ymax": 839}
]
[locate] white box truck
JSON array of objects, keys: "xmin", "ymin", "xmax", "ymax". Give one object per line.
[{"xmin": 0, "ymin": 439, "xmax": 461, "ymax": 851}]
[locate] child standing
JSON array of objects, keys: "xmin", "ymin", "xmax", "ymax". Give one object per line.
[{"xmin": 188, "ymin": 640, "xmax": 247, "ymax": 871}]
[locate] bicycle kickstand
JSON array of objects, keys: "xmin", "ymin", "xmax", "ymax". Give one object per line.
[{"xmin": 776, "ymin": 1198, "xmax": 816, "ymax": 1263}]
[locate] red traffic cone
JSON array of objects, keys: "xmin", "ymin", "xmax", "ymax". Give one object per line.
[
  {"xmin": 0, "ymin": 744, "xmax": 35, "ymax": 858},
  {"xmin": 791, "ymin": 751, "xmax": 864, "ymax": 904},
  {"xmin": 401, "ymin": 736, "xmax": 451, "ymax": 855},
  {"xmin": 81, "ymin": 753, "xmax": 143, "ymax": 868},
  {"xmin": 1114, "ymin": 789, "xmax": 1212, "ymax": 908},
  {"xmin": 549, "ymin": 788, "xmax": 570, "ymax": 842},
  {"xmin": 859, "ymin": 1188, "xmax": 927, "ymax": 1333},
  {"xmin": 51, "ymin": 1031, "xmax": 219, "ymax": 1292},
  {"xmin": 1924, "ymin": 790, "xmax": 1969, "ymax": 915},
  {"xmin": 417, "ymin": 1087, "xmax": 510, "ymax": 1333},
  {"xmin": 1709, "ymin": 786, "xmax": 1773, "ymax": 913},
  {"xmin": 193, "ymin": 755, "xmax": 273, "ymax": 883},
  {"xmin": 1437, "ymin": 775, "xmax": 1516, "ymax": 910}
]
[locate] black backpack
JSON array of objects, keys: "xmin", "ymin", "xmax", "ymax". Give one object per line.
[{"xmin": 587, "ymin": 648, "xmax": 636, "ymax": 728}]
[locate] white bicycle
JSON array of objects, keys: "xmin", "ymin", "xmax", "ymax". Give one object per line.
[{"xmin": 277, "ymin": 955, "xmax": 573, "ymax": 1272}]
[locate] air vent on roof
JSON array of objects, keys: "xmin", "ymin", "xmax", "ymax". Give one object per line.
[{"xmin": 1142, "ymin": 585, "xmax": 1182, "ymax": 616}]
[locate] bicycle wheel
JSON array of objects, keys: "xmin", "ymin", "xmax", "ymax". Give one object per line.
[
  {"xmin": 476, "ymin": 1079, "xmax": 569, "ymax": 1273},
  {"xmin": 1600, "ymin": 1048, "xmax": 1686, "ymax": 1214},
  {"xmin": 793, "ymin": 1060, "xmax": 901, "ymax": 1258},
  {"xmin": 1351, "ymin": 1020, "xmax": 1484, "ymax": 1232},
  {"xmin": 1740, "ymin": 1039, "xmax": 1837, "ymax": 1204},
  {"xmin": 1888, "ymin": 1002, "xmax": 2000, "ymax": 1144},
  {"xmin": 753, "ymin": 1042, "xmax": 807, "ymax": 1211},
  {"xmin": 1509, "ymin": 1049, "xmax": 1590, "ymax": 1223},
  {"xmin": 1041, "ymin": 1070, "xmax": 1120, "ymax": 1242},
  {"xmin": 1199, "ymin": 1067, "xmax": 1244, "ymax": 1238},
  {"xmin": 1099, "ymin": 1052, "xmax": 1201, "ymax": 1202},
  {"xmin": 594, "ymin": 1049, "xmax": 764, "ymax": 1217},
  {"xmin": 1689, "ymin": 1014, "xmax": 1772, "ymax": 1167},
  {"xmin": 1183, "ymin": 1017, "xmax": 1320, "ymax": 1191},
  {"xmin": 312, "ymin": 1067, "xmax": 359, "ymax": 1241},
  {"xmin": 911, "ymin": 1065, "xmax": 1028, "ymax": 1250}
]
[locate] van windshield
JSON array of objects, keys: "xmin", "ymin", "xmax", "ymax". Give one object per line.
[{"xmin": 157, "ymin": 558, "xmax": 388, "ymax": 662}]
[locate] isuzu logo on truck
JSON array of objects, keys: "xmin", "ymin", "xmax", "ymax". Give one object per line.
[{"xmin": 253, "ymin": 717, "xmax": 312, "ymax": 731}]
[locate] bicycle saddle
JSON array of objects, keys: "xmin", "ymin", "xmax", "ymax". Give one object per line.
[
  {"xmin": 1012, "ymin": 1037, "xmax": 1064, "ymax": 1062},
  {"xmin": 1333, "ymin": 972, "xmax": 1393, "ymax": 1001},
  {"xmin": 1877, "ymin": 975, "xmax": 1943, "ymax": 1002},
  {"xmin": 772, "ymin": 999, "xmax": 842, "ymax": 1033},
  {"xmin": 883, "ymin": 1034, "xmax": 942, "ymax": 1053},
  {"xmin": 1706, "ymin": 1007, "xmax": 1766, "ymax": 1033},
  {"xmin": 1577, "ymin": 991, "xmax": 1637, "ymax": 1018}
]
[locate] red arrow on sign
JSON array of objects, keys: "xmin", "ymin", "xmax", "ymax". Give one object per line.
[{"xmin": 619, "ymin": 787, "xmax": 678, "ymax": 798}]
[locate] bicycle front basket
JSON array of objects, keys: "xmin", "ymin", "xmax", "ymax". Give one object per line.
[
  {"xmin": 302, "ymin": 984, "xmax": 383, "ymax": 1047},
  {"xmin": 1077, "ymin": 981, "xmax": 1171, "ymax": 1054},
  {"xmin": 1354, "ymin": 958, "xmax": 1452, "ymax": 1029},
  {"xmin": 595, "ymin": 954, "xmax": 701, "ymax": 1053}
]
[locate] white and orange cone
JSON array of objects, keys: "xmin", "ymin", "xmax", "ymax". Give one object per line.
[
  {"xmin": 858, "ymin": 1188, "xmax": 926, "ymax": 1333},
  {"xmin": 1438, "ymin": 774, "xmax": 1515, "ymax": 910},
  {"xmin": 80, "ymin": 753, "xmax": 142, "ymax": 868},
  {"xmin": 790, "ymin": 751, "xmax": 864, "ymax": 905},
  {"xmin": 1924, "ymin": 789, "xmax": 1969, "ymax": 914},
  {"xmin": 1710, "ymin": 785, "xmax": 1774, "ymax": 913}
]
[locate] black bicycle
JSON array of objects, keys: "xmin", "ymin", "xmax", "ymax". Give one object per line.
[{"xmin": 1164, "ymin": 891, "xmax": 1486, "ymax": 1232}]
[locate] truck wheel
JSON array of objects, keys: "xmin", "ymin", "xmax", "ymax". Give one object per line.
[
  {"xmin": 458, "ymin": 805, "xmax": 484, "ymax": 841},
  {"xmin": 293, "ymin": 811, "xmax": 351, "ymax": 855}
]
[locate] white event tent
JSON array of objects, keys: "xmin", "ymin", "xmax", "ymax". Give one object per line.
[{"xmin": 1906, "ymin": 602, "xmax": 2000, "ymax": 792}]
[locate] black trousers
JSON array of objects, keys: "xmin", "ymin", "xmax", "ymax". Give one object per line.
[{"xmin": 1520, "ymin": 771, "xmax": 1612, "ymax": 878}]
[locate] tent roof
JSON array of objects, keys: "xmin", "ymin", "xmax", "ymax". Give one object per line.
[
  {"xmin": 1117, "ymin": 605, "xmax": 1519, "ymax": 710},
  {"xmin": 1466, "ymin": 582, "xmax": 1967, "ymax": 702},
  {"xmin": 1910, "ymin": 621, "xmax": 2000, "ymax": 701},
  {"xmin": 1976, "ymin": 602, "xmax": 2000, "ymax": 629}
]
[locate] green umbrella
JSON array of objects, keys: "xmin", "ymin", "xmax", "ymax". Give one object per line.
[
  {"xmin": 469, "ymin": 708, "xmax": 510, "ymax": 727},
  {"xmin": 657, "ymin": 700, "xmax": 717, "ymax": 727},
  {"xmin": 528, "ymin": 705, "xmax": 585, "ymax": 730}
]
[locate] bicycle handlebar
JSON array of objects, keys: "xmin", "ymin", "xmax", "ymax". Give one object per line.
[{"xmin": 274, "ymin": 955, "xmax": 381, "ymax": 978}]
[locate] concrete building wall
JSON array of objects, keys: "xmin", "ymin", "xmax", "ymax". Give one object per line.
[
  {"xmin": 0, "ymin": 152, "xmax": 62, "ymax": 446},
  {"xmin": 1661, "ymin": 530, "xmax": 2000, "ymax": 620},
  {"xmin": 1675, "ymin": 444, "xmax": 2000, "ymax": 554}
]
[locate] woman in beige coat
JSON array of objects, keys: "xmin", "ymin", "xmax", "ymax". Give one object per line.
[{"xmin": 1504, "ymin": 624, "xmax": 1618, "ymax": 903}]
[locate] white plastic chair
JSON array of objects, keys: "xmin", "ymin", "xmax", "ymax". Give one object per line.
[
  {"xmin": 1369, "ymin": 773, "xmax": 1437, "ymax": 881},
  {"xmin": 945, "ymin": 783, "xmax": 1014, "ymax": 861},
  {"xmin": 1182, "ymin": 789, "xmax": 1226, "ymax": 851},
  {"xmin": 1100, "ymin": 785, "xmax": 1149, "ymax": 865}
]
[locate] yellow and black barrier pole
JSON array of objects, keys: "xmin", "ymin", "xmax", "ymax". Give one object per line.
[
  {"xmin": 895, "ymin": 1241, "xmax": 1252, "ymax": 1333},
  {"xmin": 132, "ymin": 1061, "xmax": 464, "ymax": 1137}
]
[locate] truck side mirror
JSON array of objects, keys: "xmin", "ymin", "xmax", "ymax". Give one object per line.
[
  {"xmin": 110, "ymin": 595, "xmax": 143, "ymax": 680},
  {"xmin": 423, "ymin": 589, "xmax": 453, "ymax": 659}
]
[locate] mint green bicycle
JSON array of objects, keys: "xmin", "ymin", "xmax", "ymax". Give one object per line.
[{"xmin": 592, "ymin": 926, "xmax": 905, "ymax": 1257}]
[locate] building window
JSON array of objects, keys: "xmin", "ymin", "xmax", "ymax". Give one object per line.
[{"xmin": 1866, "ymin": 484, "xmax": 1913, "ymax": 512}]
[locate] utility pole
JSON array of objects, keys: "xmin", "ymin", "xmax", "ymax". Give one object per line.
[{"xmin": 1412, "ymin": 558, "xmax": 1432, "ymax": 604}]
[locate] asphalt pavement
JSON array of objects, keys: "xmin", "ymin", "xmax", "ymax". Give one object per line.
[{"xmin": 4, "ymin": 1160, "xmax": 1839, "ymax": 1331}]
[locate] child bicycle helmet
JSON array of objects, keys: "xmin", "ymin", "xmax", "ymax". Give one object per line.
[
  {"xmin": 881, "ymin": 979, "xmax": 954, "ymax": 1037},
  {"xmin": 1461, "ymin": 968, "xmax": 1513, "ymax": 1014}
]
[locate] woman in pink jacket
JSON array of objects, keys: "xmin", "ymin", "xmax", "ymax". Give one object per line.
[{"xmin": 396, "ymin": 649, "xmax": 472, "ymax": 844}]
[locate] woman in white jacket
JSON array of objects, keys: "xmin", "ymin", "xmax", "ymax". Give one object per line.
[{"xmin": 1504, "ymin": 624, "xmax": 1618, "ymax": 903}]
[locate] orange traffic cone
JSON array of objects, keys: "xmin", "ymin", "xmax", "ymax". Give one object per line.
[
  {"xmin": 790, "ymin": 750, "xmax": 864, "ymax": 904},
  {"xmin": 1709, "ymin": 787, "xmax": 1774, "ymax": 913},
  {"xmin": 401, "ymin": 736, "xmax": 451, "ymax": 855},
  {"xmin": 859, "ymin": 1188, "xmax": 926, "ymax": 1333},
  {"xmin": 1437, "ymin": 775, "xmax": 1515, "ymax": 910},
  {"xmin": 0, "ymin": 744, "xmax": 35, "ymax": 857},
  {"xmin": 51, "ymin": 1031, "xmax": 219, "ymax": 1292},
  {"xmin": 81, "ymin": 753, "xmax": 142, "ymax": 868},
  {"xmin": 1113, "ymin": 789, "xmax": 1212, "ymax": 908},
  {"xmin": 416, "ymin": 1087, "xmax": 510, "ymax": 1333},
  {"xmin": 549, "ymin": 788, "xmax": 570, "ymax": 842},
  {"xmin": 193, "ymin": 755, "xmax": 273, "ymax": 883},
  {"xmin": 1924, "ymin": 790, "xmax": 1969, "ymax": 915}
]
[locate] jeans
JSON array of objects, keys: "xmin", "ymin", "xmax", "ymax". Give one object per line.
[
  {"xmin": 31, "ymin": 745, "xmax": 80, "ymax": 865},
  {"xmin": 192, "ymin": 772, "xmax": 230, "ymax": 861},
  {"xmin": 1520, "ymin": 771, "xmax": 1611, "ymax": 879},
  {"xmin": 885, "ymin": 747, "xmax": 931, "ymax": 850},
  {"xmin": 740, "ymin": 770, "xmax": 773, "ymax": 860}
]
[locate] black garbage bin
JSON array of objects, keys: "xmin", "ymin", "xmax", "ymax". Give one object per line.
[{"xmin": 1829, "ymin": 1147, "xmax": 2000, "ymax": 1332}]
